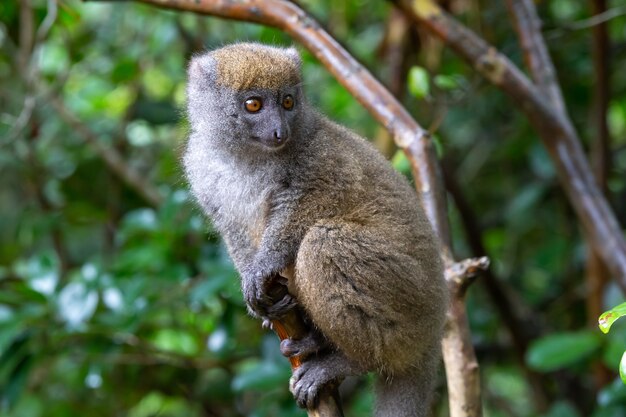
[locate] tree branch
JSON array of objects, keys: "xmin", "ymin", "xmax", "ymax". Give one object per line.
[
  {"xmin": 505, "ymin": 0, "xmax": 565, "ymax": 113},
  {"xmin": 586, "ymin": 0, "xmax": 613, "ymax": 388},
  {"xmin": 392, "ymin": 0, "xmax": 626, "ymax": 294},
  {"xmin": 442, "ymin": 258, "xmax": 484, "ymax": 417}
]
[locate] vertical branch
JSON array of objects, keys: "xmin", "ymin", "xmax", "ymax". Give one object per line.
[
  {"xmin": 442, "ymin": 281, "xmax": 481, "ymax": 417},
  {"xmin": 442, "ymin": 257, "xmax": 489, "ymax": 417},
  {"xmin": 18, "ymin": 0, "xmax": 35, "ymax": 72},
  {"xmin": 505, "ymin": 0, "xmax": 565, "ymax": 112},
  {"xmin": 588, "ymin": 0, "xmax": 611, "ymax": 198},
  {"xmin": 586, "ymin": 0, "xmax": 612, "ymax": 387}
]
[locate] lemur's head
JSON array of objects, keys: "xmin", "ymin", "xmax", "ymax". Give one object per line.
[{"xmin": 187, "ymin": 43, "xmax": 304, "ymax": 152}]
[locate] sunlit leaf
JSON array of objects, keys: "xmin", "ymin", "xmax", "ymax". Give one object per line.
[
  {"xmin": 142, "ymin": 67, "xmax": 174, "ymax": 99},
  {"xmin": 57, "ymin": 282, "xmax": 99, "ymax": 328},
  {"xmin": 14, "ymin": 254, "xmax": 59, "ymax": 297},
  {"xmin": 599, "ymin": 302, "xmax": 626, "ymax": 334},
  {"xmin": 391, "ymin": 150, "xmax": 411, "ymax": 176},
  {"xmin": 128, "ymin": 392, "xmax": 199, "ymax": 417},
  {"xmin": 151, "ymin": 329, "xmax": 198, "ymax": 356},
  {"xmin": 207, "ymin": 325, "xmax": 229, "ymax": 354},
  {"xmin": 408, "ymin": 66, "xmax": 430, "ymax": 99}
]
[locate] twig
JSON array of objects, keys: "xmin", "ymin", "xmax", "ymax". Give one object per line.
[
  {"xmin": 392, "ymin": 0, "xmax": 626, "ymax": 294},
  {"xmin": 36, "ymin": 0, "xmax": 58, "ymax": 43},
  {"xmin": 558, "ymin": 5, "xmax": 626, "ymax": 31}
]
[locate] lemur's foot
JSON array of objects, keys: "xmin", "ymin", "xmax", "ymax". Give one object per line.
[{"xmin": 289, "ymin": 351, "xmax": 360, "ymax": 409}]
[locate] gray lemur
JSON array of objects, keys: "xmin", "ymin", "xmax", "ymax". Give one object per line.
[{"xmin": 183, "ymin": 43, "xmax": 448, "ymax": 417}]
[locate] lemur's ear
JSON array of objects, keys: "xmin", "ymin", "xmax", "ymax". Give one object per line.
[
  {"xmin": 188, "ymin": 52, "xmax": 218, "ymax": 85},
  {"xmin": 285, "ymin": 46, "xmax": 302, "ymax": 70}
]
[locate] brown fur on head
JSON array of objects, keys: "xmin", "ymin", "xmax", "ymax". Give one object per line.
[{"xmin": 211, "ymin": 43, "xmax": 301, "ymax": 91}]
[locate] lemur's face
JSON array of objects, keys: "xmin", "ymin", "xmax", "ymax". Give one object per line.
[
  {"xmin": 186, "ymin": 43, "xmax": 303, "ymax": 153},
  {"xmin": 233, "ymin": 87, "xmax": 300, "ymax": 150}
]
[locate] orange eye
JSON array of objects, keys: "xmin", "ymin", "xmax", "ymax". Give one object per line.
[
  {"xmin": 244, "ymin": 98, "xmax": 263, "ymax": 113},
  {"xmin": 282, "ymin": 95, "xmax": 294, "ymax": 110}
]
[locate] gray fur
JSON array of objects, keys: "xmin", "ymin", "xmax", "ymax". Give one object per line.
[{"xmin": 184, "ymin": 43, "xmax": 448, "ymax": 417}]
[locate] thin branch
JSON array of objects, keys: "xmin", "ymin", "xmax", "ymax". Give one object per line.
[
  {"xmin": 18, "ymin": 0, "xmax": 34, "ymax": 72},
  {"xmin": 50, "ymin": 98, "xmax": 164, "ymax": 208},
  {"xmin": 35, "ymin": 0, "xmax": 58, "ymax": 43},
  {"xmin": 559, "ymin": 5, "xmax": 626, "ymax": 31},
  {"xmin": 505, "ymin": 0, "xmax": 565, "ymax": 113},
  {"xmin": 393, "ymin": 0, "xmax": 626, "ymax": 294}
]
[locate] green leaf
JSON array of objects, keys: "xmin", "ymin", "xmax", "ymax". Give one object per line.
[
  {"xmin": 128, "ymin": 392, "xmax": 198, "ymax": 417},
  {"xmin": 111, "ymin": 58, "xmax": 139, "ymax": 83},
  {"xmin": 526, "ymin": 331, "xmax": 602, "ymax": 372},
  {"xmin": 407, "ymin": 66, "xmax": 430, "ymax": 99},
  {"xmin": 621, "ymin": 351, "xmax": 626, "ymax": 384},
  {"xmin": 1, "ymin": 354, "xmax": 34, "ymax": 408},
  {"xmin": 0, "ymin": 321, "xmax": 24, "ymax": 354},
  {"xmin": 599, "ymin": 301, "xmax": 626, "ymax": 334},
  {"xmin": 150, "ymin": 329, "xmax": 198, "ymax": 356},
  {"xmin": 433, "ymin": 74, "xmax": 460, "ymax": 90},
  {"xmin": 391, "ymin": 150, "xmax": 411, "ymax": 176}
]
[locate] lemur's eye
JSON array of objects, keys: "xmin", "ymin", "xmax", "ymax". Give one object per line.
[
  {"xmin": 282, "ymin": 95, "xmax": 294, "ymax": 110},
  {"xmin": 244, "ymin": 97, "xmax": 263, "ymax": 113}
]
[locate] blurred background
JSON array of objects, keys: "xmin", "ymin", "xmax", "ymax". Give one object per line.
[{"xmin": 1, "ymin": 0, "xmax": 626, "ymax": 416}]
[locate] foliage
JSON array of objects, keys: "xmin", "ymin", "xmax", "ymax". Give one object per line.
[
  {"xmin": 1, "ymin": 0, "xmax": 626, "ymax": 416},
  {"xmin": 599, "ymin": 302, "xmax": 626, "ymax": 384}
]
